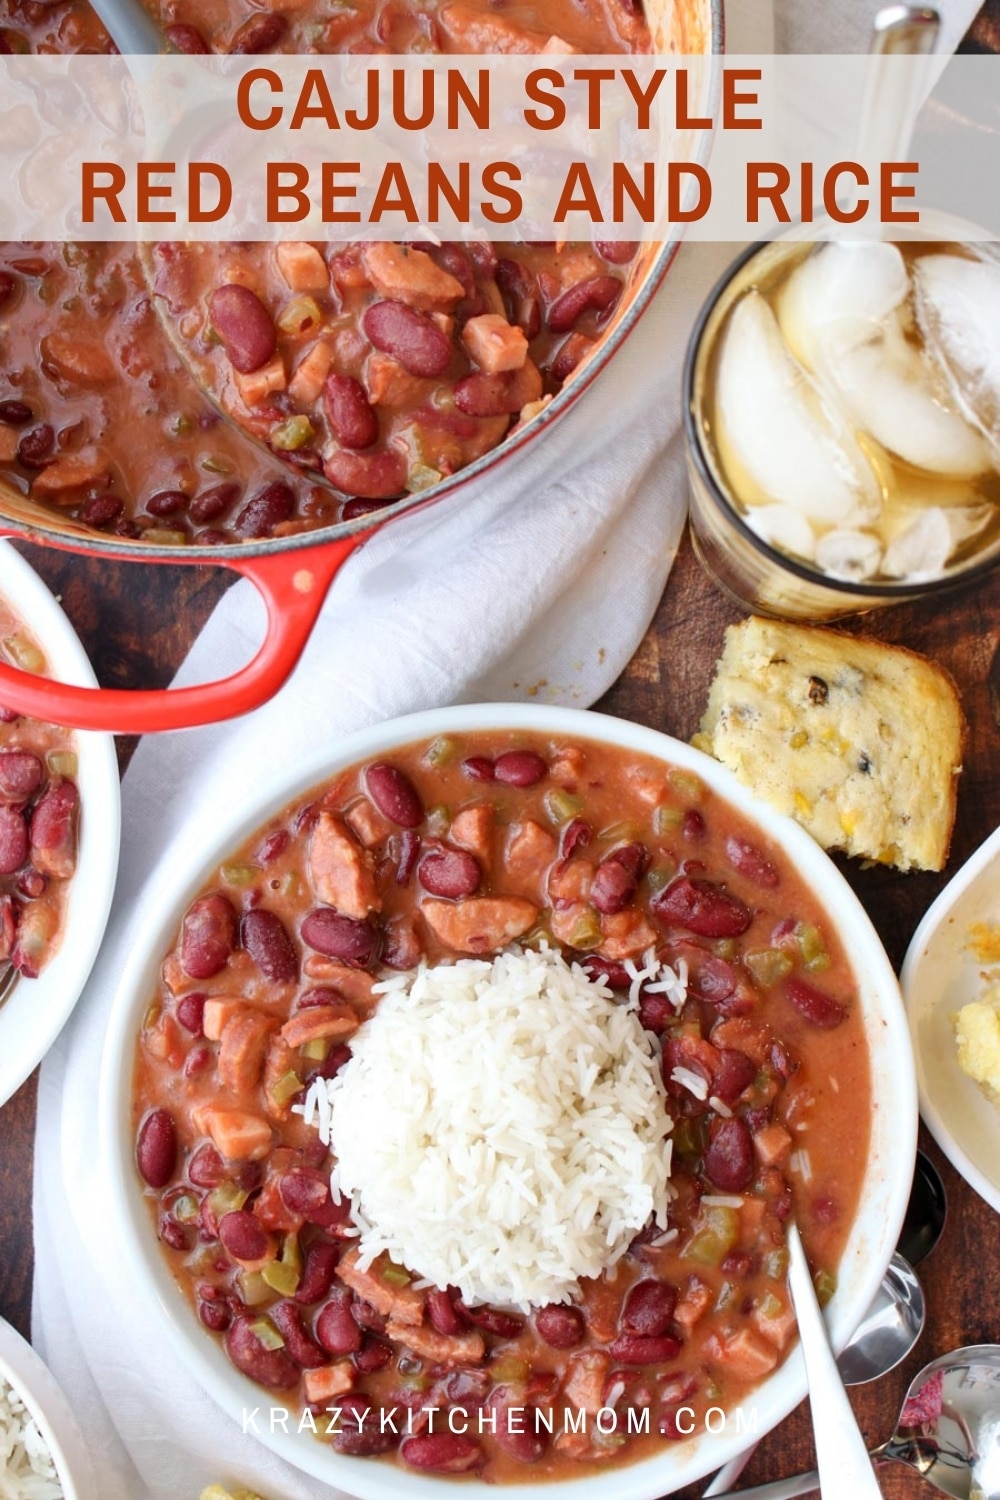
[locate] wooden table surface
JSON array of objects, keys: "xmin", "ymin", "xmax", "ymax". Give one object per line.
[{"xmin": 2, "ymin": 11, "xmax": 1000, "ymax": 1496}]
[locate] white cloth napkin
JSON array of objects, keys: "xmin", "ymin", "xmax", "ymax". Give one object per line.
[{"xmin": 30, "ymin": 2, "xmax": 980, "ymax": 1497}]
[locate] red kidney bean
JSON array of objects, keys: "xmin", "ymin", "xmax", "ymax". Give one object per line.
[
  {"xmin": 426, "ymin": 1287, "xmax": 466, "ymax": 1337},
  {"xmin": 366, "ymin": 762, "xmax": 423, "ymax": 827},
  {"xmin": 159, "ymin": 1216, "xmax": 189, "ymax": 1252},
  {"xmin": 0, "ymin": 807, "xmax": 27, "ymax": 874},
  {"xmin": 785, "ymin": 976, "xmax": 847, "ymax": 1029},
  {"xmin": 590, "ymin": 841, "xmax": 647, "ymax": 915},
  {"xmin": 428, "ymin": 242, "xmax": 476, "ymax": 299},
  {"xmin": 187, "ymin": 1142, "xmax": 226, "ymax": 1188},
  {"xmin": 80, "ymin": 494, "xmax": 123, "ymax": 528},
  {"xmin": 190, "ymin": 481, "xmax": 239, "ymax": 525},
  {"xmin": 355, "ymin": 1335, "xmax": 393, "ymax": 1372},
  {"xmin": 136, "ymin": 1108, "xmax": 177, "ymax": 1188},
  {"xmin": 547, "ymin": 275, "xmax": 622, "ymax": 333},
  {"xmin": 316, "ymin": 1290, "xmax": 362, "ymax": 1354},
  {"xmin": 690, "ymin": 953, "xmax": 737, "ymax": 1004},
  {"xmin": 454, "ymin": 365, "xmax": 538, "ymax": 418},
  {"xmin": 278, "ymin": 1166, "xmax": 330, "ymax": 1219},
  {"xmin": 199, "ymin": 1298, "xmax": 231, "ymax": 1332},
  {"xmin": 622, "ymin": 1279, "xmax": 677, "ymax": 1337},
  {"xmin": 180, "ymin": 892, "xmax": 237, "ymax": 978},
  {"xmin": 535, "ymin": 1303, "xmax": 585, "ymax": 1348},
  {"xmin": 607, "ymin": 1333, "xmax": 681, "ymax": 1365},
  {"xmin": 704, "ymin": 1116, "xmax": 755, "ymax": 1192},
  {"xmin": 682, "ymin": 809, "xmax": 706, "ymax": 843},
  {"xmin": 461, "ymin": 756, "xmax": 494, "ymax": 782},
  {"xmin": 256, "ymin": 829, "xmax": 289, "ymax": 865},
  {"xmin": 208, "ymin": 284, "xmax": 276, "ymax": 374},
  {"xmin": 341, "ymin": 496, "xmax": 395, "ymax": 521},
  {"xmin": 711, "ymin": 1047, "xmax": 757, "ymax": 1105},
  {"xmin": 166, "ymin": 21, "xmax": 211, "ymax": 51},
  {"xmin": 550, "ymin": 331, "xmax": 595, "ymax": 386},
  {"xmin": 638, "ymin": 992, "xmax": 675, "ymax": 1032},
  {"xmin": 17, "ymin": 425, "xmax": 54, "ymax": 469},
  {"xmin": 228, "ymin": 13, "xmax": 287, "ymax": 52},
  {"xmin": 418, "ymin": 846, "xmax": 481, "ymax": 899},
  {"xmin": 146, "ymin": 488, "xmax": 189, "ymax": 518},
  {"xmin": 493, "ymin": 750, "xmax": 547, "ymax": 787},
  {"xmin": 488, "ymin": 1389, "xmax": 548, "ymax": 1465},
  {"xmin": 582, "ymin": 954, "xmax": 631, "ymax": 990},
  {"xmin": 323, "ymin": 447, "xmax": 406, "ymax": 501},
  {"xmin": 596, "ymin": 241, "xmax": 639, "ymax": 264},
  {"xmin": 725, "ymin": 834, "xmax": 779, "ymax": 889},
  {"xmin": 402, "ymin": 1433, "xmax": 486, "ymax": 1474},
  {"xmin": 300, "ymin": 908, "xmax": 378, "ymax": 967},
  {"xmin": 651, "ymin": 876, "xmax": 752, "ymax": 938},
  {"xmin": 0, "ymin": 751, "xmax": 42, "ymax": 803},
  {"xmin": 234, "ymin": 480, "xmax": 294, "ymax": 539},
  {"xmin": 184, "ymin": 1044, "xmax": 212, "ymax": 1078},
  {"xmin": 16, "ymin": 868, "xmax": 44, "ymax": 899},
  {"xmin": 226, "ymin": 1314, "xmax": 298, "ymax": 1389},
  {"xmin": 461, "ymin": 1304, "xmax": 524, "ymax": 1338},
  {"xmin": 769, "ymin": 1040, "xmax": 796, "ymax": 1082},
  {"xmin": 219, "ymin": 1210, "xmax": 269, "ymax": 1262},
  {"xmin": 363, "ymin": 300, "xmax": 452, "ymax": 377},
  {"xmin": 351, "ymin": 1298, "xmax": 387, "ymax": 1334},
  {"xmin": 0, "ymin": 400, "xmax": 32, "ymax": 426},
  {"xmin": 495, "ymin": 259, "xmax": 542, "ymax": 340},
  {"xmin": 295, "ymin": 1242, "xmax": 339, "ymax": 1305},
  {"xmin": 323, "ymin": 374, "xmax": 379, "ymax": 450},
  {"xmin": 0, "ymin": 707, "xmax": 18, "ymax": 724},
  {"xmin": 560, "ymin": 818, "xmax": 592, "ymax": 858},
  {"xmin": 331, "ymin": 1396, "xmax": 398, "ymax": 1456},
  {"xmin": 0, "ymin": 272, "xmax": 15, "ymax": 305},
  {"xmin": 393, "ymin": 827, "xmax": 420, "ymax": 888},
  {"xmin": 241, "ymin": 908, "xmax": 297, "ymax": 982},
  {"xmin": 29, "ymin": 780, "xmax": 76, "ymax": 878},
  {"xmin": 175, "ymin": 991, "xmax": 206, "ymax": 1036},
  {"xmin": 268, "ymin": 1301, "xmax": 327, "ymax": 1368}
]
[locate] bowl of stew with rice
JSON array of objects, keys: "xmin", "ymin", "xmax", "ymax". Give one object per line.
[{"xmin": 102, "ymin": 704, "xmax": 914, "ymax": 1496}]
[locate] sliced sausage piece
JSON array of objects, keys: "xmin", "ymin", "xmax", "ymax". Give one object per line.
[
  {"xmin": 385, "ymin": 1316, "xmax": 485, "ymax": 1365},
  {"xmin": 504, "ymin": 820, "xmax": 557, "ymax": 894},
  {"xmin": 335, "ymin": 1247, "xmax": 424, "ymax": 1326},
  {"xmin": 218, "ymin": 1009, "xmax": 278, "ymax": 1096},
  {"xmin": 449, "ymin": 804, "xmax": 494, "ymax": 866},
  {"xmin": 362, "ymin": 243, "xmax": 464, "ymax": 311},
  {"xmin": 308, "ymin": 811, "xmax": 380, "ymax": 918},
  {"xmin": 422, "ymin": 896, "xmax": 538, "ymax": 954},
  {"xmin": 193, "ymin": 1104, "xmax": 272, "ymax": 1162},
  {"xmin": 280, "ymin": 1002, "xmax": 358, "ymax": 1048}
]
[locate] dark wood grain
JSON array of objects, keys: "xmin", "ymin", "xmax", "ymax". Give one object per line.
[{"xmin": 0, "ymin": 8, "xmax": 998, "ymax": 1490}]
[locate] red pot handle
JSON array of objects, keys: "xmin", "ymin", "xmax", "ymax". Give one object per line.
[{"xmin": 0, "ymin": 531, "xmax": 367, "ymax": 734}]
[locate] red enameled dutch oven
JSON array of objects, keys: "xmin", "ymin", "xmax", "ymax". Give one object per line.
[{"xmin": 0, "ymin": 0, "xmax": 720, "ymax": 735}]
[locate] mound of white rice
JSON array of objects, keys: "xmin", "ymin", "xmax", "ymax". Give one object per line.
[
  {"xmin": 301, "ymin": 945, "xmax": 675, "ymax": 1311},
  {"xmin": 0, "ymin": 1377, "xmax": 62, "ymax": 1500}
]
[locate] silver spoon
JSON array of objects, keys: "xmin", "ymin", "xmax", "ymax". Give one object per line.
[{"xmin": 708, "ymin": 1345, "xmax": 1000, "ymax": 1500}]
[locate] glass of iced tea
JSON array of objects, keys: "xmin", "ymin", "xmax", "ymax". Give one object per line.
[{"xmin": 684, "ymin": 223, "xmax": 1000, "ymax": 619}]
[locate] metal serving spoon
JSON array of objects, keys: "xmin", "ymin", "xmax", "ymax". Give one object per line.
[{"xmin": 709, "ymin": 1345, "xmax": 1000, "ymax": 1500}]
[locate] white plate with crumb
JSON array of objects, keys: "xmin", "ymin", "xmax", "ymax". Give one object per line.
[{"xmin": 902, "ymin": 823, "xmax": 1000, "ymax": 1215}]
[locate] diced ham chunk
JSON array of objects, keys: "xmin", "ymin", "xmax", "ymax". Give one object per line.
[
  {"xmin": 234, "ymin": 353, "xmax": 286, "ymax": 409},
  {"xmin": 203, "ymin": 996, "xmax": 250, "ymax": 1042},
  {"xmin": 703, "ymin": 1327, "xmax": 780, "ymax": 1382},
  {"xmin": 344, "ymin": 797, "xmax": 392, "ymax": 850},
  {"xmin": 31, "ymin": 450, "xmax": 111, "ymax": 495},
  {"xmin": 308, "ymin": 811, "xmax": 380, "ymax": 919},
  {"xmin": 598, "ymin": 909, "xmax": 658, "ymax": 960},
  {"xmin": 302, "ymin": 1362, "xmax": 356, "ymax": 1404},
  {"xmin": 422, "ymin": 896, "xmax": 538, "ymax": 954},
  {"xmin": 449, "ymin": 804, "xmax": 493, "ymax": 866},
  {"xmin": 547, "ymin": 858, "xmax": 594, "ymax": 906},
  {"xmin": 461, "ymin": 314, "xmax": 528, "ymax": 374},
  {"xmin": 386, "ymin": 1317, "xmax": 485, "ymax": 1365},
  {"xmin": 365, "ymin": 352, "xmax": 426, "ymax": 409},
  {"xmin": 288, "ymin": 341, "xmax": 334, "ymax": 405},
  {"xmin": 362, "ymin": 243, "xmax": 464, "ymax": 310},
  {"xmin": 280, "ymin": 1002, "xmax": 358, "ymax": 1048},
  {"xmin": 193, "ymin": 1105, "xmax": 272, "ymax": 1162},
  {"xmin": 753, "ymin": 1123, "xmax": 793, "ymax": 1167},
  {"xmin": 335, "ymin": 1248, "xmax": 424, "ymax": 1326},
  {"xmin": 275, "ymin": 241, "xmax": 329, "ymax": 292},
  {"xmin": 562, "ymin": 1351, "xmax": 610, "ymax": 1415},
  {"xmin": 218, "ymin": 1008, "xmax": 278, "ymax": 1095},
  {"xmin": 673, "ymin": 1277, "xmax": 713, "ymax": 1333},
  {"xmin": 299, "ymin": 960, "xmax": 377, "ymax": 1008},
  {"xmin": 504, "ymin": 820, "xmax": 557, "ymax": 893},
  {"xmin": 753, "ymin": 1297, "xmax": 797, "ymax": 1351}
]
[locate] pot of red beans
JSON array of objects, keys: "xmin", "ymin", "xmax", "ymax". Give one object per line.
[{"xmin": 0, "ymin": 0, "xmax": 719, "ymax": 734}]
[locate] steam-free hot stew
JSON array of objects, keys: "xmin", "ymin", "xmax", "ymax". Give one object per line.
[
  {"xmin": 0, "ymin": 0, "xmax": 649, "ymax": 544},
  {"xmin": 133, "ymin": 730, "xmax": 870, "ymax": 1480}
]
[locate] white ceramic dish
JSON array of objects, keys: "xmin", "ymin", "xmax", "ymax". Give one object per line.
[
  {"xmin": 0, "ymin": 1313, "xmax": 97, "ymax": 1499},
  {"xmin": 0, "ymin": 542, "xmax": 120, "ymax": 1105},
  {"xmin": 902, "ymin": 822, "xmax": 1000, "ymax": 1216},
  {"xmin": 100, "ymin": 703, "xmax": 916, "ymax": 1500}
]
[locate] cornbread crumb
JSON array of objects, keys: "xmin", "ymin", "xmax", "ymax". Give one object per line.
[
  {"xmin": 967, "ymin": 921, "xmax": 1000, "ymax": 965},
  {"xmin": 955, "ymin": 992, "xmax": 1000, "ymax": 1099},
  {"xmin": 696, "ymin": 618, "xmax": 965, "ymax": 873}
]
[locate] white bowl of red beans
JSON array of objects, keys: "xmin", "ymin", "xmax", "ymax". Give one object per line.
[
  {"xmin": 0, "ymin": 543, "xmax": 120, "ymax": 1105},
  {"xmin": 101, "ymin": 703, "xmax": 915, "ymax": 1498}
]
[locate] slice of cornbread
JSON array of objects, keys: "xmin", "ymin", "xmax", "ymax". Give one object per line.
[
  {"xmin": 694, "ymin": 617, "xmax": 965, "ymax": 872},
  {"xmin": 955, "ymin": 990, "xmax": 1000, "ymax": 1100}
]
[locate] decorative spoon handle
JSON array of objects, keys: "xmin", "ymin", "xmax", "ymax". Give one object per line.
[{"xmin": 785, "ymin": 1222, "xmax": 883, "ymax": 1498}]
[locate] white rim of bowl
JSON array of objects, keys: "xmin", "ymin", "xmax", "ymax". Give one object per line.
[
  {"xmin": 0, "ymin": 542, "xmax": 120, "ymax": 1106},
  {"xmin": 99, "ymin": 703, "xmax": 916, "ymax": 1500},
  {"xmin": 0, "ymin": 1313, "xmax": 97, "ymax": 1500}
]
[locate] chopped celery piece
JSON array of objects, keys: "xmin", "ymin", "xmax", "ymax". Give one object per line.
[
  {"xmin": 806, "ymin": 950, "xmax": 831, "ymax": 974},
  {"xmin": 814, "ymin": 1269, "xmax": 837, "ymax": 1306},
  {"xmin": 407, "ymin": 463, "xmax": 444, "ymax": 493},
  {"xmin": 171, "ymin": 1194, "xmax": 199, "ymax": 1223},
  {"xmin": 594, "ymin": 1429, "xmax": 627, "ymax": 1450},
  {"xmin": 713, "ymin": 938, "xmax": 737, "ymax": 960},
  {"xmin": 239, "ymin": 1272, "xmax": 272, "ymax": 1307},
  {"xmin": 170, "ymin": 414, "xmax": 196, "ymax": 436},
  {"xmin": 425, "ymin": 737, "xmax": 457, "ymax": 768},
  {"xmin": 671, "ymin": 1117, "xmax": 700, "ymax": 1159},
  {"xmin": 489, "ymin": 1356, "xmax": 529, "ymax": 1384},
  {"xmin": 667, "ymin": 768, "xmax": 703, "ymax": 804},
  {"xmin": 544, "ymin": 789, "xmax": 584, "ymax": 826},
  {"xmin": 262, "ymin": 1260, "xmax": 300, "ymax": 1296},
  {"xmin": 756, "ymin": 1290, "xmax": 784, "ymax": 1320},
  {"xmin": 598, "ymin": 820, "xmax": 643, "ymax": 843},
  {"xmin": 426, "ymin": 803, "xmax": 450, "ymax": 835},
  {"xmin": 221, "ymin": 862, "xmax": 257, "ymax": 888},
  {"xmin": 249, "ymin": 1317, "xmax": 284, "ymax": 1351},
  {"xmin": 201, "ymin": 454, "xmax": 233, "ymax": 475},
  {"xmin": 795, "ymin": 922, "xmax": 826, "ymax": 965},
  {"xmin": 271, "ymin": 415, "xmax": 315, "ymax": 452},
  {"xmin": 745, "ymin": 948, "xmax": 793, "ymax": 988},
  {"xmin": 569, "ymin": 909, "xmax": 602, "ymax": 949},
  {"xmin": 762, "ymin": 1247, "xmax": 789, "ymax": 1281},
  {"xmin": 269, "ymin": 1069, "xmax": 302, "ymax": 1106},
  {"xmin": 714, "ymin": 1280, "xmax": 739, "ymax": 1312},
  {"xmin": 654, "ymin": 803, "xmax": 684, "ymax": 834},
  {"xmin": 381, "ymin": 1263, "xmax": 411, "ymax": 1288},
  {"xmin": 281, "ymin": 1233, "xmax": 302, "ymax": 1276},
  {"xmin": 276, "ymin": 295, "xmax": 321, "ymax": 334},
  {"xmin": 646, "ymin": 864, "xmax": 673, "ymax": 894},
  {"xmin": 45, "ymin": 750, "xmax": 78, "ymax": 780},
  {"xmin": 207, "ymin": 1183, "xmax": 249, "ymax": 1218},
  {"xmin": 142, "ymin": 1002, "xmax": 161, "ymax": 1031},
  {"xmin": 144, "ymin": 528, "xmax": 188, "ymax": 547},
  {"xmin": 705, "ymin": 1378, "xmax": 723, "ymax": 1402},
  {"xmin": 684, "ymin": 1206, "xmax": 740, "ymax": 1267},
  {"xmin": 280, "ymin": 871, "xmax": 302, "ymax": 897},
  {"xmin": 3, "ymin": 635, "xmax": 45, "ymax": 675},
  {"xmin": 300, "ymin": 1037, "xmax": 329, "ymax": 1062}
]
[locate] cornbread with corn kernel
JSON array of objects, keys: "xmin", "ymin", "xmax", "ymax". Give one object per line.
[
  {"xmin": 955, "ymin": 984, "xmax": 1000, "ymax": 1101},
  {"xmin": 694, "ymin": 618, "xmax": 965, "ymax": 872}
]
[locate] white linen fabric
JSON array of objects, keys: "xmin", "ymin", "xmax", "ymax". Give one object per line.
[{"xmin": 31, "ymin": 2, "xmax": 980, "ymax": 1497}]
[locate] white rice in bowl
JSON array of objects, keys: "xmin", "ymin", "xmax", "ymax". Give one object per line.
[
  {"xmin": 0, "ymin": 1377, "xmax": 62, "ymax": 1500},
  {"xmin": 301, "ymin": 945, "xmax": 675, "ymax": 1312}
]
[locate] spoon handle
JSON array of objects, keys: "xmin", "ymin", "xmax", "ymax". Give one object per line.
[
  {"xmin": 786, "ymin": 1223, "xmax": 883, "ymax": 1499},
  {"xmin": 701, "ymin": 1470, "xmax": 824, "ymax": 1500}
]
